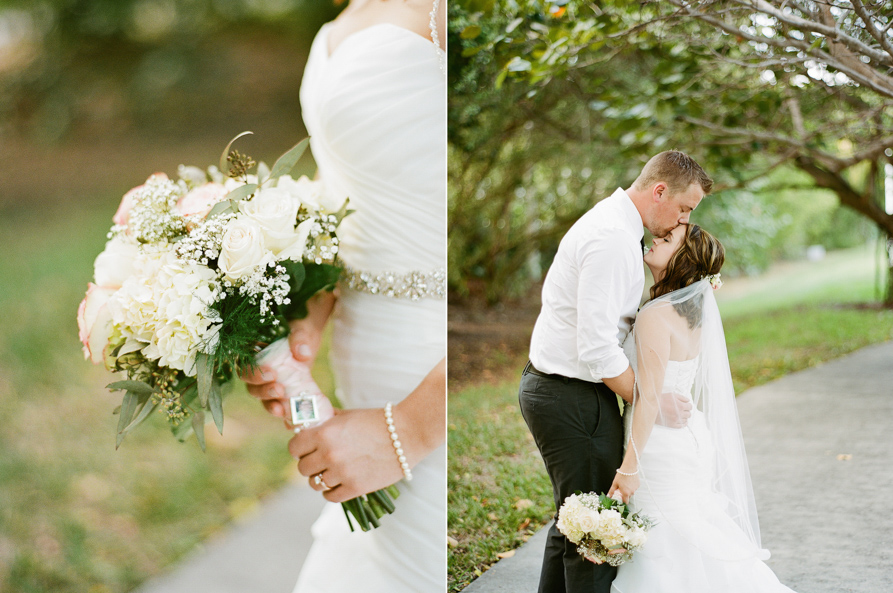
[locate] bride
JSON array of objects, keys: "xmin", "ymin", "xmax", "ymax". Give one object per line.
[
  {"xmin": 608, "ymin": 224, "xmax": 796, "ymax": 592},
  {"xmin": 241, "ymin": 1, "xmax": 446, "ymax": 591}
]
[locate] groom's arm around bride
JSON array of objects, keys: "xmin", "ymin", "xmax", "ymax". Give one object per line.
[{"xmin": 518, "ymin": 151, "xmax": 712, "ymax": 593}]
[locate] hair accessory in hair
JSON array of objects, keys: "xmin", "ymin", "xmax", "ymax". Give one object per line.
[{"xmin": 703, "ymin": 273, "xmax": 723, "ymax": 290}]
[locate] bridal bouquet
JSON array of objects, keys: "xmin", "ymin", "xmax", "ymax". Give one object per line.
[
  {"xmin": 77, "ymin": 132, "xmax": 345, "ymax": 446},
  {"xmin": 77, "ymin": 133, "xmax": 399, "ymax": 531},
  {"xmin": 556, "ymin": 492, "xmax": 653, "ymax": 566}
]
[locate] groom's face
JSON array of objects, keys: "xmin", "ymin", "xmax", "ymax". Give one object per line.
[{"xmin": 650, "ymin": 182, "xmax": 704, "ymax": 238}]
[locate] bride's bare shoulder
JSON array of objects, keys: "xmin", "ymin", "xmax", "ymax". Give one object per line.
[{"xmin": 329, "ymin": 0, "xmax": 445, "ymax": 53}]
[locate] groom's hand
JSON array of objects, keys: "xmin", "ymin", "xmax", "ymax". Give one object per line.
[{"xmin": 655, "ymin": 392, "xmax": 692, "ymax": 428}]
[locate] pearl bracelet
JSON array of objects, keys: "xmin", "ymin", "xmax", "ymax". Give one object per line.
[
  {"xmin": 384, "ymin": 402, "xmax": 413, "ymax": 482},
  {"xmin": 616, "ymin": 468, "xmax": 639, "ymax": 476}
]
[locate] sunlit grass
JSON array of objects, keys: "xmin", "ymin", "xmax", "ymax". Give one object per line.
[{"xmin": 0, "ymin": 202, "xmax": 333, "ymax": 592}]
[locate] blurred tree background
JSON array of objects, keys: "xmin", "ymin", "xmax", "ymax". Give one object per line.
[
  {"xmin": 448, "ymin": 0, "xmax": 893, "ymax": 304},
  {"xmin": 0, "ymin": 2, "xmax": 343, "ymax": 592}
]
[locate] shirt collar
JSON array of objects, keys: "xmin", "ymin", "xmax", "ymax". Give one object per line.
[{"xmin": 610, "ymin": 187, "xmax": 644, "ymax": 241}]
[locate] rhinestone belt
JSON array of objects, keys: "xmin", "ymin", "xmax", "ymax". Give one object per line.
[{"xmin": 341, "ymin": 265, "xmax": 446, "ymax": 301}]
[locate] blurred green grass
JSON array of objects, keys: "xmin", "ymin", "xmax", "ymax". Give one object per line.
[
  {"xmin": 448, "ymin": 246, "xmax": 893, "ymax": 592},
  {"xmin": 0, "ymin": 200, "xmax": 333, "ymax": 592}
]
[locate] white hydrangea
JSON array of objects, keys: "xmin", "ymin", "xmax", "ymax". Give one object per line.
[
  {"xmin": 625, "ymin": 525, "xmax": 648, "ymax": 548},
  {"xmin": 107, "ymin": 246, "xmax": 221, "ymax": 376},
  {"xmin": 595, "ymin": 509, "xmax": 627, "ymax": 548}
]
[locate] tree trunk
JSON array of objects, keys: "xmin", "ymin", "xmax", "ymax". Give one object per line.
[{"xmin": 885, "ymin": 236, "xmax": 893, "ymax": 307}]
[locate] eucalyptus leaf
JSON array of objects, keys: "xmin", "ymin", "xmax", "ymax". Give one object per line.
[
  {"xmin": 207, "ymin": 200, "xmax": 234, "ymax": 219},
  {"xmin": 208, "ymin": 376, "xmax": 224, "ymax": 434},
  {"xmin": 172, "ymin": 416, "xmax": 195, "ymax": 442},
  {"xmin": 107, "ymin": 380, "xmax": 157, "ymax": 396},
  {"xmin": 192, "ymin": 410, "xmax": 207, "ymax": 452},
  {"xmin": 257, "ymin": 161, "xmax": 271, "ymax": 185},
  {"xmin": 269, "ymin": 138, "xmax": 310, "ymax": 181},
  {"xmin": 196, "ymin": 352, "xmax": 213, "ymax": 407},
  {"xmin": 116, "ymin": 391, "xmax": 138, "ymax": 437},
  {"xmin": 219, "ymin": 131, "xmax": 253, "ymax": 173},
  {"xmin": 225, "ymin": 183, "xmax": 257, "ymax": 203},
  {"xmin": 123, "ymin": 400, "xmax": 159, "ymax": 434}
]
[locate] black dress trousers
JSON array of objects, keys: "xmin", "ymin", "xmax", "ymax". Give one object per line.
[{"xmin": 518, "ymin": 365, "xmax": 625, "ymax": 593}]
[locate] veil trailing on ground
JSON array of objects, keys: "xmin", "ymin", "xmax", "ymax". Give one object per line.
[{"xmin": 627, "ymin": 279, "xmax": 768, "ymax": 562}]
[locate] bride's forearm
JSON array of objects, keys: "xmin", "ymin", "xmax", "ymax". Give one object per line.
[
  {"xmin": 392, "ymin": 358, "xmax": 446, "ymax": 467},
  {"xmin": 620, "ymin": 396, "xmax": 658, "ymax": 472}
]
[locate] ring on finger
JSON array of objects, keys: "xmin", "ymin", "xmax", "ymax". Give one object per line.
[{"xmin": 312, "ymin": 472, "xmax": 331, "ymax": 491}]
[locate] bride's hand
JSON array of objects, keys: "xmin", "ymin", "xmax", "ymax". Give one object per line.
[
  {"xmin": 287, "ymin": 290, "xmax": 337, "ymax": 366},
  {"xmin": 240, "ymin": 291, "xmax": 337, "ymax": 420},
  {"xmin": 241, "ymin": 364, "xmax": 289, "ymax": 419},
  {"xmin": 288, "ymin": 406, "xmax": 416, "ymax": 503},
  {"xmin": 608, "ymin": 470, "xmax": 639, "ymax": 504},
  {"xmin": 654, "ymin": 392, "xmax": 692, "ymax": 428}
]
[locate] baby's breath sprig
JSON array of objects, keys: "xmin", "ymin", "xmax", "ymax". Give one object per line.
[{"xmin": 128, "ymin": 175, "xmax": 187, "ymax": 243}]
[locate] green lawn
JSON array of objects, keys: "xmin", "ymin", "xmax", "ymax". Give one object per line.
[
  {"xmin": 448, "ymin": 246, "xmax": 893, "ymax": 592},
  {"xmin": 0, "ymin": 202, "xmax": 332, "ymax": 592}
]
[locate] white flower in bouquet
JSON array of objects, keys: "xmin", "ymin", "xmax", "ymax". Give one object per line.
[
  {"xmin": 93, "ymin": 235, "xmax": 140, "ymax": 288},
  {"xmin": 77, "ymin": 283, "xmax": 119, "ymax": 364},
  {"xmin": 108, "ymin": 249, "xmax": 220, "ymax": 376},
  {"xmin": 276, "ymin": 174, "xmax": 344, "ymax": 212},
  {"xmin": 626, "ymin": 525, "xmax": 648, "ymax": 548},
  {"xmin": 218, "ymin": 217, "xmax": 272, "ymax": 282},
  {"xmin": 177, "ymin": 165, "xmax": 208, "ymax": 188},
  {"xmin": 557, "ymin": 492, "xmax": 653, "ymax": 567},
  {"xmin": 238, "ymin": 187, "xmax": 305, "ymax": 257},
  {"xmin": 577, "ymin": 508, "xmax": 601, "ymax": 536}
]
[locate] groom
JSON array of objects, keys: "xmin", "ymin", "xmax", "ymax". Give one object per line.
[{"xmin": 519, "ymin": 150, "xmax": 712, "ymax": 593}]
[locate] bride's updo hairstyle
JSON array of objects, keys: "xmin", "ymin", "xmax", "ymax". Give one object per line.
[{"xmin": 649, "ymin": 224, "xmax": 725, "ymax": 327}]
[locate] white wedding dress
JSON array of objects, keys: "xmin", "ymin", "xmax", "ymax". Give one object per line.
[
  {"xmin": 292, "ymin": 21, "xmax": 446, "ymax": 593},
  {"xmin": 612, "ymin": 331, "xmax": 795, "ymax": 593}
]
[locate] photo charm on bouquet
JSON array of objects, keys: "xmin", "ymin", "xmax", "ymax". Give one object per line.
[{"xmin": 76, "ymin": 132, "xmax": 404, "ymax": 532}]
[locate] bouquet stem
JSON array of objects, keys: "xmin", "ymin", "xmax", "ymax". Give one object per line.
[{"xmin": 341, "ymin": 485, "xmax": 401, "ymax": 532}]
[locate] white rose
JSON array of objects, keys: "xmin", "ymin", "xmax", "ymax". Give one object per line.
[
  {"xmin": 239, "ymin": 187, "xmax": 304, "ymax": 257},
  {"xmin": 218, "ymin": 217, "xmax": 271, "ymax": 282},
  {"xmin": 577, "ymin": 509, "xmax": 600, "ymax": 535},
  {"xmin": 94, "ymin": 235, "xmax": 139, "ymax": 288}
]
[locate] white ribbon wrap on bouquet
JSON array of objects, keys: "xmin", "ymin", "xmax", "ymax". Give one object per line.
[{"xmin": 255, "ymin": 338, "xmax": 335, "ymax": 431}]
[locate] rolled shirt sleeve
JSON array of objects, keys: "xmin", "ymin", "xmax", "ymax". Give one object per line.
[{"xmin": 576, "ymin": 227, "xmax": 639, "ymax": 381}]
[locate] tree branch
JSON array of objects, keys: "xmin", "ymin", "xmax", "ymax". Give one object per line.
[{"xmin": 849, "ymin": 0, "xmax": 893, "ymax": 62}]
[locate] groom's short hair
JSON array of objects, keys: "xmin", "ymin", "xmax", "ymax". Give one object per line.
[{"xmin": 633, "ymin": 150, "xmax": 713, "ymax": 195}]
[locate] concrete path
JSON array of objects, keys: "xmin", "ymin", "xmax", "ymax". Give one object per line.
[
  {"xmin": 465, "ymin": 341, "xmax": 893, "ymax": 593},
  {"xmin": 132, "ymin": 482, "xmax": 325, "ymax": 593}
]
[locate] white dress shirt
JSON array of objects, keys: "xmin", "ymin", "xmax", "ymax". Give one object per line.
[{"xmin": 529, "ymin": 188, "xmax": 645, "ymax": 382}]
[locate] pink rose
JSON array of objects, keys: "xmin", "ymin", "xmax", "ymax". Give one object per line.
[
  {"xmin": 176, "ymin": 183, "xmax": 228, "ymax": 218},
  {"xmin": 77, "ymin": 283, "xmax": 117, "ymax": 364},
  {"xmin": 255, "ymin": 338, "xmax": 335, "ymax": 428},
  {"xmin": 114, "ymin": 172, "xmax": 168, "ymax": 226}
]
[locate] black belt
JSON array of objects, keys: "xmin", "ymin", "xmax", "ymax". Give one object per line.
[{"xmin": 523, "ymin": 361, "xmax": 590, "ymax": 385}]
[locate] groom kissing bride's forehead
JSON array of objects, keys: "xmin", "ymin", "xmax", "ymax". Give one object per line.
[
  {"xmin": 519, "ymin": 150, "xmax": 713, "ymax": 593},
  {"xmin": 629, "ymin": 150, "xmax": 713, "ymax": 239}
]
